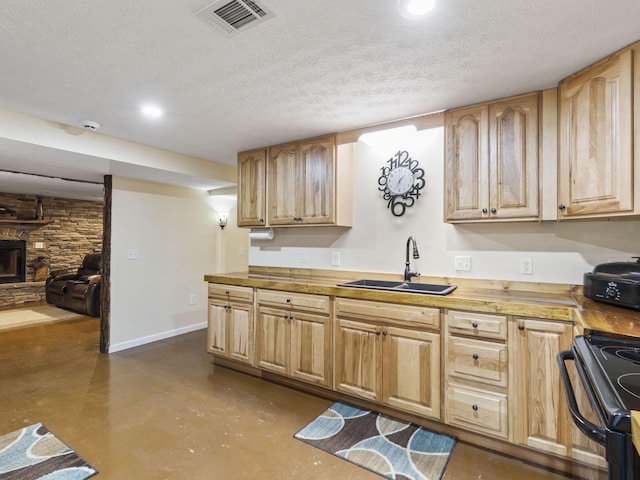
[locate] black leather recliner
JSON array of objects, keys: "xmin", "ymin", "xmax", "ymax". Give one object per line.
[{"xmin": 45, "ymin": 253, "xmax": 101, "ymax": 317}]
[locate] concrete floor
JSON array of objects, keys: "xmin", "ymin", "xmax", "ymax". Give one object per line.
[{"xmin": 0, "ymin": 316, "xmax": 575, "ymax": 479}]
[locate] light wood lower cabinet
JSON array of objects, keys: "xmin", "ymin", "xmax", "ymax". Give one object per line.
[
  {"xmin": 444, "ymin": 310, "xmax": 510, "ymax": 440},
  {"xmin": 207, "ymin": 284, "xmax": 254, "ymax": 365},
  {"xmin": 255, "ymin": 289, "xmax": 332, "ymax": 387},
  {"xmin": 511, "ymin": 317, "xmax": 573, "ymax": 457},
  {"xmin": 334, "ymin": 298, "xmax": 441, "ymax": 420}
]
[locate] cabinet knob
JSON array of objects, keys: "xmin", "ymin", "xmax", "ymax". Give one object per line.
[
  {"xmin": 260, "ymin": 218, "xmax": 264, "ymax": 223},
  {"xmin": 286, "ymin": 298, "xmax": 291, "ymax": 303},
  {"xmin": 481, "ymin": 208, "xmax": 488, "ymax": 214},
  {"xmin": 472, "ymin": 404, "xmax": 479, "ymax": 411},
  {"xmin": 284, "ymin": 315, "xmax": 289, "ymax": 320},
  {"xmin": 382, "ymin": 331, "xmax": 387, "ymax": 336},
  {"xmin": 490, "ymin": 208, "xmax": 497, "ymax": 214},
  {"xmin": 472, "ymin": 321, "xmax": 478, "ymax": 328},
  {"xmin": 225, "ymin": 290, "xmax": 230, "ymax": 295},
  {"xmin": 290, "ymin": 315, "xmax": 294, "ymax": 320},
  {"xmin": 518, "ymin": 324, "xmax": 525, "ymax": 331},
  {"xmin": 375, "ymin": 330, "xmax": 381, "ymax": 336},
  {"xmin": 472, "ymin": 353, "xmax": 479, "ymax": 360},
  {"xmin": 558, "ymin": 204, "xmax": 566, "ymax": 210}
]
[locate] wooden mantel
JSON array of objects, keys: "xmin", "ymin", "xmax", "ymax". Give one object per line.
[{"xmin": 0, "ymin": 219, "xmax": 52, "ymax": 226}]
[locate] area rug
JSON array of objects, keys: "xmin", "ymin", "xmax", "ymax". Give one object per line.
[
  {"xmin": 0, "ymin": 423, "xmax": 97, "ymax": 479},
  {"xmin": 295, "ymin": 401, "xmax": 456, "ymax": 480},
  {"xmin": 0, "ymin": 306, "xmax": 83, "ymax": 332}
]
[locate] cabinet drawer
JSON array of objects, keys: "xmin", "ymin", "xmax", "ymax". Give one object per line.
[
  {"xmin": 447, "ymin": 337, "xmax": 508, "ymax": 387},
  {"xmin": 335, "ymin": 298, "xmax": 440, "ymax": 329},
  {"xmin": 257, "ymin": 289, "xmax": 330, "ymax": 314},
  {"xmin": 446, "ymin": 310, "xmax": 507, "ymax": 340},
  {"xmin": 208, "ymin": 284, "xmax": 253, "ymax": 303},
  {"xmin": 446, "ymin": 383, "xmax": 508, "ymax": 439}
]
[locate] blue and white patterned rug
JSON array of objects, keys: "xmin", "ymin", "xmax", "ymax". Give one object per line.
[
  {"xmin": 0, "ymin": 423, "xmax": 97, "ymax": 479},
  {"xmin": 295, "ymin": 401, "xmax": 456, "ymax": 480}
]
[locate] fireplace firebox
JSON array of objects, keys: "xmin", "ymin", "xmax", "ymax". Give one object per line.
[{"xmin": 0, "ymin": 240, "xmax": 26, "ymax": 284}]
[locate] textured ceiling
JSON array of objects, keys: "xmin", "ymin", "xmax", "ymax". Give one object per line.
[{"xmin": 1, "ymin": 0, "xmax": 640, "ymax": 197}]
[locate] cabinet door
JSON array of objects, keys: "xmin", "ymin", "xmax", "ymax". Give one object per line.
[
  {"xmin": 268, "ymin": 142, "xmax": 298, "ymax": 225},
  {"xmin": 228, "ymin": 302, "xmax": 254, "ymax": 365},
  {"xmin": 255, "ymin": 306, "xmax": 289, "ymax": 375},
  {"xmin": 445, "ymin": 105, "xmax": 490, "ymax": 221},
  {"xmin": 237, "ymin": 149, "xmax": 267, "ymax": 227},
  {"xmin": 489, "ymin": 93, "xmax": 539, "ymax": 219},
  {"xmin": 290, "ymin": 311, "xmax": 332, "ymax": 387},
  {"xmin": 207, "ymin": 300, "xmax": 228, "ymax": 356},
  {"xmin": 558, "ymin": 48, "xmax": 634, "ymax": 218},
  {"xmin": 298, "ymin": 136, "xmax": 335, "ymax": 224},
  {"xmin": 382, "ymin": 326, "xmax": 441, "ymax": 419},
  {"xmin": 512, "ymin": 318, "xmax": 573, "ymax": 456},
  {"xmin": 334, "ymin": 319, "xmax": 382, "ymax": 402}
]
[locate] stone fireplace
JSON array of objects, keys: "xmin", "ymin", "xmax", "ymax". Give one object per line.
[
  {"xmin": 0, "ymin": 192, "xmax": 103, "ymax": 307},
  {"xmin": 0, "ymin": 240, "xmax": 26, "ymax": 284}
]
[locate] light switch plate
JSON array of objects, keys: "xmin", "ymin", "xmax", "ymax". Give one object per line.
[
  {"xmin": 331, "ymin": 251, "xmax": 341, "ymax": 267},
  {"xmin": 454, "ymin": 256, "xmax": 471, "ymax": 271}
]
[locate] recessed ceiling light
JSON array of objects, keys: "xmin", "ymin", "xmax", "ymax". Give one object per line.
[
  {"xmin": 399, "ymin": 0, "xmax": 436, "ymax": 18},
  {"xmin": 141, "ymin": 104, "xmax": 163, "ymax": 118}
]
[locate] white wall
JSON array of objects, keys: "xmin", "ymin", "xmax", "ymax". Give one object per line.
[
  {"xmin": 109, "ymin": 177, "xmax": 222, "ymax": 352},
  {"xmin": 248, "ymin": 127, "xmax": 640, "ymax": 285}
]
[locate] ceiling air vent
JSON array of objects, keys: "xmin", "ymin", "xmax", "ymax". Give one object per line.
[{"xmin": 196, "ymin": 0, "xmax": 274, "ymax": 35}]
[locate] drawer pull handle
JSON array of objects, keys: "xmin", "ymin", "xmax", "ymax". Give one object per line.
[
  {"xmin": 286, "ymin": 298, "xmax": 291, "ymax": 303},
  {"xmin": 472, "ymin": 322, "xmax": 478, "ymax": 328},
  {"xmin": 472, "ymin": 404, "xmax": 479, "ymax": 411},
  {"xmin": 472, "ymin": 353, "xmax": 479, "ymax": 360},
  {"xmin": 225, "ymin": 290, "xmax": 230, "ymax": 295}
]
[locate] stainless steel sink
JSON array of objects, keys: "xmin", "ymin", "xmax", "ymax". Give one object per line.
[{"xmin": 337, "ymin": 279, "xmax": 457, "ymax": 295}]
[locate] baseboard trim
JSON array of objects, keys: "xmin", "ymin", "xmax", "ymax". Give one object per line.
[{"xmin": 108, "ymin": 322, "xmax": 207, "ymax": 353}]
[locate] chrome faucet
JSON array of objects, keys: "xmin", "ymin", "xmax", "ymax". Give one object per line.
[{"xmin": 403, "ymin": 236, "xmax": 420, "ymax": 282}]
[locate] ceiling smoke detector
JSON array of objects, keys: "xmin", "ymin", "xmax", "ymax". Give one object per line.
[
  {"xmin": 82, "ymin": 120, "xmax": 101, "ymax": 131},
  {"xmin": 196, "ymin": 0, "xmax": 274, "ymax": 35}
]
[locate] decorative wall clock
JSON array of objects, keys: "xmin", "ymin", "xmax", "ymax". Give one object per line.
[{"xmin": 378, "ymin": 150, "xmax": 425, "ymax": 216}]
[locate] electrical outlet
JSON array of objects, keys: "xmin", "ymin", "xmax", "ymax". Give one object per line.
[
  {"xmin": 331, "ymin": 251, "xmax": 341, "ymax": 267},
  {"xmin": 34, "ymin": 242, "xmax": 44, "ymax": 249},
  {"xmin": 454, "ymin": 256, "xmax": 471, "ymax": 271},
  {"xmin": 300, "ymin": 250, "xmax": 308, "ymax": 263},
  {"xmin": 520, "ymin": 258, "xmax": 533, "ymax": 275},
  {"xmin": 189, "ymin": 293, "xmax": 196, "ymax": 305},
  {"xmin": 127, "ymin": 249, "xmax": 138, "ymax": 260}
]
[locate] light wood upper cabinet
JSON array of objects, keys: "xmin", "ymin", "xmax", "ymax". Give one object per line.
[
  {"xmin": 237, "ymin": 149, "xmax": 267, "ymax": 227},
  {"xmin": 268, "ymin": 135, "xmax": 341, "ymax": 226},
  {"xmin": 445, "ymin": 92, "xmax": 540, "ymax": 222},
  {"xmin": 511, "ymin": 317, "xmax": 573, "ymax": 457},
  {"xmin": 558, "ymin": 44, "xmax": 640, "ymax": 219},
  {"xmin": 236, "ymin": 134, "xmax": 352, "ymax": 228}
]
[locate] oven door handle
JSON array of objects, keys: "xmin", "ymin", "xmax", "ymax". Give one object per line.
[{"xmin": 557, "ymin": 349, "xmax": 606, "ymax": 445}]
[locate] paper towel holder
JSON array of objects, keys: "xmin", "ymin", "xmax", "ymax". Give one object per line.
[{"xmin": 249, "ymin": 228, "xmax": 275, "ymax": 240}]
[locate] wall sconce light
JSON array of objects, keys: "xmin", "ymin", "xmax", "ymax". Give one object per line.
[{"xmin": 218, "ymin": 212, "xmax": 228, "ymax": 230}]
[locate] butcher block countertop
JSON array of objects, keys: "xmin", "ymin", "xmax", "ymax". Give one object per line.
[
  {"xmin": 633, "ymin": 411, "xmax": 640, "ymax": 456},
  {"xmin": 204, "ymin": 266, "xmax": 640, "ymax": 337}
]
